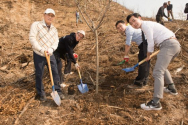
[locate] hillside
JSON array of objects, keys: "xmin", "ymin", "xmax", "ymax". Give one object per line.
[{"xmin": 0, "ymin": 0, "xmax": 188, "ymax": 124}]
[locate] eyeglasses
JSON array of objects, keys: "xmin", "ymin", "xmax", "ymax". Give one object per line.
[
  {"xmin": 77, "ymin": 33, "xmax": 84, "ymax": 39},
  {"xmin": 46, "ymin": 13, "xmax": 55, "ymax": 18}
]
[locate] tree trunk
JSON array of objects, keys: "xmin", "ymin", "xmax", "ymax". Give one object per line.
[{"xmin": 94, "ymin": 29, "xmax": 99, "ymax": 94}]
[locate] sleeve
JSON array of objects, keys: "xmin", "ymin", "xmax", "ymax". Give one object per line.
[
  {"xmin": 142, "ymin": 25, "xmax": 154, "ymax": 53},
  {"xmin": 29, "ymin": 22, "xmax": 43, "ymax": 52},
  {"xmin": 64, "ymin": 37, "xmax": 77, "ymax": 64},
  {"xmin": 51, "ymin": 28, "xmax": 59, "ymax": 51},
  {"xmin": 125, "ymin": 26, "xmax": 133, "ymax": 46},
  {"xmin": 162, "ymin": 7, "xmax": 168, "ymax": 18}
]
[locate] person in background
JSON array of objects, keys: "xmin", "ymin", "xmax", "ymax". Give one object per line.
[
  {"xmin": 76, "ymin": 11, "xmax": 82, "ymax": 26},
  {"xmin": 115, "ymin": 20, "xmax": 150, "ymax": 88},
  {"xmin": 29, "ymin": 8, "xmax": 64, "ymax": 101},
  {"xmin": 184, "ymin": 3, "xmax": 188, "ymax": 20},
  {"xmin": 167, "ymin": 1, "xmax": 174, "ymax": 21},
  {"xmin": 127, "ymin": 13, "xmax": 181, "ymax": 111},
  {"xmin": 54, "ymin": 30, "xmax": 85, "ymax": 87},
  {"xmin": 156, "ymin": 2, "xmax": 168, "ymax": 25}
]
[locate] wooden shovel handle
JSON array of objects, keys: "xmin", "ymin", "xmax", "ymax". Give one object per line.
[
  {"xmin": 77, "ymin": 67, "xmax": 82, "ymax": 80},
  {"xmin": 45, "ymin": 52, "xmax": 54, "ymax": 86},
  {"xmin": 138, "ymin": 50, "xmax": 160, "ymax": 65}
]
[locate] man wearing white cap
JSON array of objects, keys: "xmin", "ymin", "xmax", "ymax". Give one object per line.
[
  {"xmin": 54, "ymin": 30, "xmax": 85, "ymax": 87},
  {"xmin": 29, "ymin": 8, "xmax": 64, "ymax": 101}
]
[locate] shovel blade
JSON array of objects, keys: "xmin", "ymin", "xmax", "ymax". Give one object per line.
[
  {"xmin": 77, "ymin": 83, "xmax": 89, "ymax": 94},
  {"xmin": 122, "ymin": 67, "xmax": 135, "ymax": 72},
  {"xmin": 51, "ymin": 91, "xmax": 61, "ymax": 106}
]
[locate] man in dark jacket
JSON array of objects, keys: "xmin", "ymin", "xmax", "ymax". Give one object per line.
[
  {"xmin": 184, "ymin": 3, "xmax": 188, "ymax": 20},
  {"xmin": 167, "ymin": 1, "xmax": 174, "ymax": 20},
  {"xmin": 156, "ymin": 2, "xmax": 168, "ymax": 25},
  {"xmin": 54, "ymin": 30, "xmax": 85, "ymax": 87}
]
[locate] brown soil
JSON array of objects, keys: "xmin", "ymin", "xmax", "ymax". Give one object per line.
[{"xmin": 0, "ymin": 0, "xmax": 188, "ymax": 125}]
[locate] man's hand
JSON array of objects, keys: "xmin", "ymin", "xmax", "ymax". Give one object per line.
[
  {"xmin": 73, "ymin": 53, "xmax": 78, "ymax": 59},
  {"xmin": 124, "ymin": 55, "xmax": 129, "ymax": 62},
  {"xmin": 75, "ymin": 63, "xmax": 80, "ymax": 69},
  {"xmin": 47, "ymin": 48, "xmax": 53, "ymax": 56},
  {"xmin": 146, "ymin": 52, "xmax": 151, "ymax": 61},
  {"xmin": 40, "ymin": 48, "xmax": 46, "ymax": 55}
]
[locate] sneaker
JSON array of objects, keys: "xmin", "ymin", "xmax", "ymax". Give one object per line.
[
  {"xmin": 35, "ymin": 94, "xmax": 47, "ymax": 102},
  {"xmin": 60, "ymin": 83, "xmax": 67, "ymax": 88},
  {"xmin": 164, "ymin": 87, "xmax": 178, "ymax": 95},
  {"xmin": 127, "ymin": 84, "xmax": 143, "ymax": 89},
  {"xmin": 127, "ymin": 81, "xmax": 147, "ymax": 89},
  {"xmin": 141, "ymin": 100, "xmax": 162, "ymax": 110}
]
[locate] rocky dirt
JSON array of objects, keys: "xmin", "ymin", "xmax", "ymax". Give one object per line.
[{"xmin": 0, "ymin": 0, "xmax": 188, "ymax": 125}]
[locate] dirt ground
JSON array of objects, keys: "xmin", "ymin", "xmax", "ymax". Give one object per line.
[{"xmin": 0, "ymin": 0, "xmax": 188, "ymax": 125}]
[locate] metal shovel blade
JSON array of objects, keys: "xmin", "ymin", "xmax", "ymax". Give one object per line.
[
  {"xmin": 122, "ymin": 67, "xmax": 135, "ymax": 72},
  {"xmin": 77, "ymin": 83, "xmax": 89, "ymax": 94},
  {"xmin": 122, "ymin": 63, "xmax": 139, "ymax": 72},
  {"xmin": 51, "ymin": 91, "xmax": 61, "ymax": 106}
]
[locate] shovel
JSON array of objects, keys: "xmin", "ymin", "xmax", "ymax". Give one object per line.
[
  {"xmin": 122, "ymin": 50, "xmax": 160, "ymax": 72},
  {"xmin": 77, "ymin": 68, "xmax": 89, "ymax": 94},
  {"xmin": 45, "ymin": 52, "xmax": 61, "ymax": 106}
]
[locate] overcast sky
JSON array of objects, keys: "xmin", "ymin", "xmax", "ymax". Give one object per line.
[{"xmin": 114, "ymin": 0, "xmax": 187, "ymax": 20}]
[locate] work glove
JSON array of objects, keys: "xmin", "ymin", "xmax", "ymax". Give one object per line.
[
  {"xmin": 75, "ymin": 63, "xmax": 80, "ymax": 69},
  {"xmin": 124, "ymin": 55, "xmax": 129, "ymax": 62},
  {"xmin": 73, "ymin": 53, "xmax": 78, "ymax": 59},
  {"xmin": 47, "ymin": 48, "xmax": 54, "ymax": 56}
]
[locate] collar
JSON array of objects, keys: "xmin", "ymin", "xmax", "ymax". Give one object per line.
[{"xmin": 42, "ymin": 20, "xmax": 55, "ymax": 28}]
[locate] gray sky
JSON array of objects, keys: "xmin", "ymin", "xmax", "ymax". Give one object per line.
[{"xmin": 114, "ymin": 0, "xmax": 187, "ymax": 20}]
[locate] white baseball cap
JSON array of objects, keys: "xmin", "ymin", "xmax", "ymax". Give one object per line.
[
  {"xmin": 44, "ymin": 8, "xmax": 55, "ymax": 16},
  {"xmin": 77, "ymin": 30, "xmax": 85, "ymax": 37}
]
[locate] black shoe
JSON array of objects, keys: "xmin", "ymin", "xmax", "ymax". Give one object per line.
[
  {"xmin": 127, "ymin": 80, "xmax": 144, "ymax": 89},
  {"xmin": 35, "ymin": 94, "xmax": 47, "ymax": 101},
  {"xmin": 141, "ymin": 100, "xmax": 162, "ymax": 110}
]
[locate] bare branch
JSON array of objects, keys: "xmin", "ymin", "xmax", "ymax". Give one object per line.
[
  {"xmin": 95, "ymin": 0, "xmax": 111, "ymax": 30},
  {"xmin": 75, "ymin": 0, "xmax": 94, "ymax": 31}
]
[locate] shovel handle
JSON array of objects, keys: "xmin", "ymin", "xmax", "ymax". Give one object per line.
[
  {"xmin": 77, "ymin": 67, "xmax": 82, "ymax": 80},
  {"xmin": 45, "ymin": 52, "xmax": 54, "ymax": 87},
  {"xmin": 138, "ymin": 50, "xmax": 160, "ymax": 65}
]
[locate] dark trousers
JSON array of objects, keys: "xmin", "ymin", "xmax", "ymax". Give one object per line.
[
  {"xmin": 54, "ymin": 52, "xmax": 64, "ymax": 84},
  {"xmin": 156, "ymin": 15, "xmax": 164, "ymax": 25},
  {"xmin": 54, "ymin": 52, "xmax": 72, "ymax": 84},
  {"xmin": 64, "ymin": 53, "xmax": 71, "ymax": 74},
  {"xmin": 135, "ymin": 40, "xmax": 150, "ymax": 84},
  {"xmin": 33, "ymin": 52, "xmax": 62, "ymax": 96}
]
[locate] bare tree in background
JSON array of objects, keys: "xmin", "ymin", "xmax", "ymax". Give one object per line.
[{"xmin": 75, "ymin": 0, "xmax": 112, "ymax": 94}]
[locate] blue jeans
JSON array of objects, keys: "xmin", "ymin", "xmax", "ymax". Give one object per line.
[{"xmin": 33, "ymin": 52, "xmax": 62, "ymax": 96}]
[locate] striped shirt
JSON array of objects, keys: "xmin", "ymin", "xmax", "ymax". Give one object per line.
[
  {"xmin": 29, "ymin": 20, "xmax": 59, "ymax": 56},
  {"xmin": 125, "ymin": 25, "xmax": 143, "ymax": 46}
]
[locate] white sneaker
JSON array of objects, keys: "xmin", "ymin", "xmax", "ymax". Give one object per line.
[
  {"xmin": 141, "ymin": 100, "xmax": 162, "ymax": 111},
  {"xmin": 60, "ymin": 83, "xmax": 66, "ymax": 88}
]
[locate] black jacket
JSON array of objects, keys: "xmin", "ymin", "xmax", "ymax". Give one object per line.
[
  {"xmin": 167, "ymin": 4, "xmax": 172, "ymax": 11},
  {"xmin": 184, "ymin": 3, "xmax": 188, "ymax": 13},
  {"xmin": 55, "ymin": 33, "xmax": 79, "ymax": 64},
  {"xmin": 157, "ymin": 6, "xmax": 168, "ymax": 18}
]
